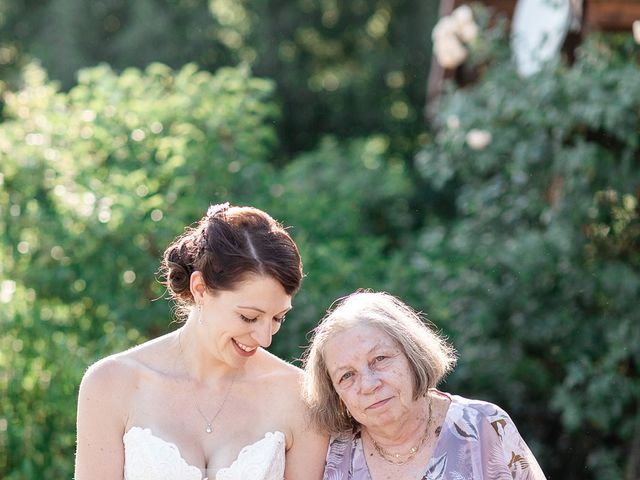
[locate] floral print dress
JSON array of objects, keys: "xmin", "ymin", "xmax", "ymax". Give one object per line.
[{"xmin": 323, "ymin": 392, "xmax": 546, "ymax": 480}]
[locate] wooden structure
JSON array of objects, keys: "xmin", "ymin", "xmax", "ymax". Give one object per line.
[
  {"xmin": 426, "ymin": 0, "xmax": 640, "ymax": 118},
  {"xmin": 447, "ymin": 0, "xmax": 640, "ymax": 31},
  {"xmin": 584, "ymin": 0, "xmax": 640, "ymax": 32}
]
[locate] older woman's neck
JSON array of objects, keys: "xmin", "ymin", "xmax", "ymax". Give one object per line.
[{"xmin": 363, "ymin": 397, "xmax": 431, "ymax": 447}]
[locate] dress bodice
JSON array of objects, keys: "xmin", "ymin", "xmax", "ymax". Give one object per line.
[{"xmin": 123, "ymin": 427, "xmax": 285, "ymax": 480}]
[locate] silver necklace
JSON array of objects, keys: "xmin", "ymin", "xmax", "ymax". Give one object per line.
[
  {"xmin": 194, "ymin": 373, "xmax": 236, "ymax": 434},
  {"xmin": 178, "ymin": 331, "xmax": 237, "ymax": 434}
]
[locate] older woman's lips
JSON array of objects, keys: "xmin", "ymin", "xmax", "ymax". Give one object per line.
[{"xmin": 367, "ymin": 398, "xmax": 392, "ymax": 410}]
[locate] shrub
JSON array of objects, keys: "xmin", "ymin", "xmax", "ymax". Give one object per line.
[
  {"xmin": 0, "ymin": 62, "xmax": 415, "ymax": 477},
  {"xmin": 264, "ymin": 135, "xmax": 413, "ymax": 359},
  {"xmin": 410, "ymin": 28, "xmax": 640, "ymax": 478},
  {"xmin": 0, "ymin": 62, "xmax": 279, "ymax": 478}
]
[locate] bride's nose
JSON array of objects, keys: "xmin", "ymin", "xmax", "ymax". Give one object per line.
[{"xmin": 251, "ymin": 319, "xmax": 273, "ymax": 348}]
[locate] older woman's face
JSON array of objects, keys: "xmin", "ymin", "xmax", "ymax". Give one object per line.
[{"xmin": 323, "ymin": 324, "xmax": 416, "ymax": 431}]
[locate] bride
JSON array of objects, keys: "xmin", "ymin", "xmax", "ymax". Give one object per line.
[{"xmin": 74, "ymin": 203, "xmax": 328, "ymax": 480}]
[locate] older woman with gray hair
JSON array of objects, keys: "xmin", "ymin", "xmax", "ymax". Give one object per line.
[{"xmin": 303, "ymin": 290, "xmax": 546, "ymax": 480}]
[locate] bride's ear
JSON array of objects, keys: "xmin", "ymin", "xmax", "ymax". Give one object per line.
[{"xmin": 189, "ymin": 271, "xmax": 207, "ymax": 303}]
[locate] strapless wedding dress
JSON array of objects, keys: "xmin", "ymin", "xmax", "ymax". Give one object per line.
[{"xmin": 123, "ymin": 427, "xmax": 285, "ymax": 480}]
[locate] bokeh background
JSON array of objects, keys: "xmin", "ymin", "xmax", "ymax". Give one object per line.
[{"xmin": 1, "ymin": 0, "xmax": 639, "ymax": 478}]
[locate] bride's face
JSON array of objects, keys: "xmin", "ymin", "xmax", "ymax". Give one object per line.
[{"xmin": 195, "ymin": 273, "xmax": 292, "ymax": 366}]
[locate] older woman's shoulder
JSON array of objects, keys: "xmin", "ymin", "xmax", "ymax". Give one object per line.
[
  {"xmin": 442, "ymin": 393, "xmax": 546, "ymax": 478},
  {"xmin": 449, "ymin": 394, "xmax": 511, "ymax": 417},
  {"xmin": 444, "ymin": 393, "xmax": 520, "ymax": 439}
]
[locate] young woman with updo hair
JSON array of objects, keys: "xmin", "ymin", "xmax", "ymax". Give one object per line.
[{"xmin": 74, "ymin": 203, "xmax": 328, "ymax": 480}]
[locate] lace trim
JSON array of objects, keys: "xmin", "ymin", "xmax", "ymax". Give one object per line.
[{"xmin": 123, "ymin": 426, "xmax": 285, "ymax": 480}]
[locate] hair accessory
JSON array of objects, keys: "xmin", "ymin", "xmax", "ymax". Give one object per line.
[
  {"xmin": 200, "ymin": 203, "xmax": 230, "ymax": 254},
  {"xmin": 206, "ymin": 202, "xmax": 230, "ymax": 220}
]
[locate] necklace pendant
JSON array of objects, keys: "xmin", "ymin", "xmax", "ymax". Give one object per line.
[{"xmin": 205, "ymin": 423, "xmax": 213, "ymax": 434}]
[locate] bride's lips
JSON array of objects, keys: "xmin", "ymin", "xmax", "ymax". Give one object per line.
[
  {"xmin": 366, "ymin": 397, "xmax": 392, "ymax": 410},
  {"xmin": 232, "ymin": 339, "xmax": 258, "ymax": 357}
]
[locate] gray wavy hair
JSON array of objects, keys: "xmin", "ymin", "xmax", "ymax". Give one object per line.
[{"xmin": 302, "ymin": 290, "xmax": 457, "ymax": 435}]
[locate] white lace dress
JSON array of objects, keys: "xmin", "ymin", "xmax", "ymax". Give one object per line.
[{"xmin": 123, "ymin": 427, "xmax": 285, "ymax": 480}]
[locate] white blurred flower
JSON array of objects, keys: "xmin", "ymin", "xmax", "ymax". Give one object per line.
[
  {"xmin": 457, "ymin": 20, "xmax": 479, "ymax": 43},
  {"xmin": 633, "ymin": 20, "xmax": 640, "ymax": 44},
  {"xmin": 0, "ymin": 280, "xmax": 16, "ymax": 303},
  {"xmin": 466, "ymin": 129, "xmax": 492, "ymax": 150},
  {"xmin": 434, "ymin": 37, "xmax": 468, "ymax": 69},
  {"xmin": 446, "ymin": 115, "xmax": 461, "ymax": 130},
  {"xmin": 432, "ymin": 16, "xmax": 457, "ymax": 42},
  {"xmin": 432, "ymin": 4, "xmax": 479, "ymax": 69},
  {"xmin": 451, "ymin": 5, "xmax": 474, "ymax": 26}
]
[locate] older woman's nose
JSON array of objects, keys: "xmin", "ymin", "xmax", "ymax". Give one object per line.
[{"xmin": 359, "ymin": 369, "xmax": 382, "ymax": 393}]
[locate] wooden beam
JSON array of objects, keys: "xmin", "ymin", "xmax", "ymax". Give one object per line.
[
  {"xmin": 453, "ymin": 0, "xmax": 516, "ymax": 18},
  {"xmin": 425, "ymin": 0, "xmax": 638, "ymax": 121},
  {"xmin": 426, "ymin": 0, "xmax": 514, "ymax": 121},
  {"xmin": 425, "ymin": 0, "xmax": 456, "ymax": 122},
  {"xmin": 584, "ymin": 1, "xmax": 640, "ymax": 32}
]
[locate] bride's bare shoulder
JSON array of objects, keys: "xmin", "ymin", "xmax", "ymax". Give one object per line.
[
  {"xmin": 255, "ymin": 349, "xmax": 304, "ymax": 384},
  {"xmin": 80, "ymin": 331, "xmax": 177, "ymax": 395}
]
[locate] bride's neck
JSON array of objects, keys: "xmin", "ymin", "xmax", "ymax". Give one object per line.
[{"xmin": 175, "ymin": 324, "xmax": 240, "ymax": 386}]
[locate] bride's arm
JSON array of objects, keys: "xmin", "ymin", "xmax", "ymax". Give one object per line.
[
  {"xmin": 74, "ymin": 357, "xmax": 129, "ymax": 480},
  {"xmin": 283, "ymin": 373, "xmax": 329, "ymax": 480},
  {"xmin": 285, "ymin": 419, "xmax": 328, "ymax": 480}
]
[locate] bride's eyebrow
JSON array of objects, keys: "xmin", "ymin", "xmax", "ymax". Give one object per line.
[
  {"xmin": 237, "ymin": 305, "xmax": 266, "ymax": 313},
  {"xmin": 237, "ymin": 305, "xmax": 292, "ymax": 315}
]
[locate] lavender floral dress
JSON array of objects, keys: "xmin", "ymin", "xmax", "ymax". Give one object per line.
[{"xmin": 323, "ymin": 393, "xmax": 546, "ymax": 480}]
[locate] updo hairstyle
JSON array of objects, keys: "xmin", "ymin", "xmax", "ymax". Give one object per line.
[{"xmin": 161, "ymin": 203, "xmax": 302, "ymax": 313}]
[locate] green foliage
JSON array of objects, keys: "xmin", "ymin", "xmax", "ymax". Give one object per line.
[
  {"xmin": 0, "ymin": 0, "xmax": 440, "ymax": 155},
  {"xmin": 2, "ymin": 8, "xmax": 640, "ymax": 479},
  {"xmin": 263, "ymin": 136, "xmax": 414, "ymax": 360},
  {"xmin": 1, "ymin": 61, "xmax": 278, "ymax": 313},
  {"xmin": 0, "ymin": 61, "xmax": 415, "ymax": 478},
  {"xmin": 240, "ymin": 0, "xmax": 438, "ymax": 155},
  {"xmin": 0, "ymin": 284, "xmax": 133, "ymax": 478},
  {"xmin": 0, "ymin": 62, "xmax": 280, "ymax": 477},
  {"xmin": 0, "ymin": 0, "xmax": 225, "ymax": 87},
  {"xmin": 411, "ymin": 30, "xmax": 640, "ymax": 479}
]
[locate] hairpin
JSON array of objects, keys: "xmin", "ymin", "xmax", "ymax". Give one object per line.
[{"xmin": 206, "ymin": 202, "xmax": 230, "ymax": 220}]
